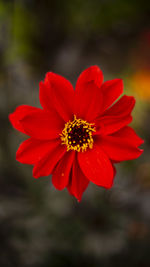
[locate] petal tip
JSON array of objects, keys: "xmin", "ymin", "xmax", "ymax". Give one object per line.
[
  {"xmin": 16, "ymin": 152, "xmax": 20, "ymax": 162},
  {"xmin": 140, "ymin": 139, "xmax": 144, "ymax": 145},
  {"xmin": 8, "ymin": 112, "xmax": 16, "ymax": 125},
  {"xmin": 8, "ymin": 112, "xmax": 12, "ymax": 122},
  {"xmin": 32, "ymin": 168, "xmax": 40, "ymax": 179}
]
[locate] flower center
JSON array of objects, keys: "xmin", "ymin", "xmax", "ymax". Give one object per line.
[{"xmin": 60, "ymin": 115, "xmax": 95, "ymax": 152}]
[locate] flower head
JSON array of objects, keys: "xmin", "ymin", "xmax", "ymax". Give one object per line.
[{"xmin": 9, "ymin": 66, "xmax": 144, "ymax": 201}]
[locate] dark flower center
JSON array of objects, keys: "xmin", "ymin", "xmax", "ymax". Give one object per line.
[{"xmin": 60, "ymin": 115, "xmax": 95, "ymax": 152}]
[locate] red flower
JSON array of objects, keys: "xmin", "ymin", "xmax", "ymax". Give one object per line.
[{"xmin": 9, "ymin": 66, "xmax": 143, "ymax": 201}]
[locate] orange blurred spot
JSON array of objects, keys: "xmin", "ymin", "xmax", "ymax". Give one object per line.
[{"xmin": 131, "ymin": 70, "xmax": 150, "ymax": 100}]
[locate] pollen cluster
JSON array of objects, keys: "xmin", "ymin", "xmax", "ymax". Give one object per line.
[{"xmin": 60, "ymin": 115, "xmax": 95, "ymax": 152}]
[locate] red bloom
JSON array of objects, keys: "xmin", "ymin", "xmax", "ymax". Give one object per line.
[{"xmin": 9, "ymin": 66, "xmax": 143, "ymax": 201}]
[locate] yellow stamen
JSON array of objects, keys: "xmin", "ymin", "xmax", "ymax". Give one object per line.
[{"xmin": 60, "ymin": 115, "xmax": 95, "ymax": 152}]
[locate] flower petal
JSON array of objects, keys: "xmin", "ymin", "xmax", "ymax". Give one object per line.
[
  {"xmin": 20, "ymin": 109, "xmax": 64, "ymax": 140},
  {"xmin": 113, "ymin": 126, "xmax": 144, "ymax": 146},
  {"xmin": 95, "ymin": 115, "xmax": 132, "ymax": 136},
  {"xmin": 9, "ymin": 105, "xmax": 40, "ymax": 134},
  {"xmin": 52, "ymin": 151, "xmax": 75, "ymax": 190},
  {"xmin": 39, "ymin": 72, "xmax": 75, "ymax": 121},
  {"xmin": 94, "ymin": 95, "xmax": 135, "ymax": 135},
  {"xmin": 98, "ymin": 126, "xmax": 143, "ymax": 161},
  {"xmin": 67, "ymin": 154, "xmax": 89, "ymax": 201},
  {"xmin": 75, "ymin": 66, "xmax": 103, "ymax": 121},
  {"xmin": 101, "ymin": 79, "xmax": 123, "ymax": 111},
  {"xmin": 76, "ymin": 65, "xmax": 103, "ymax": 89},
  {"xmin": 33, "ymin": 144, "xmax": 66, "ymax": 178},
  {"xmin": 78, "ymin": 143, "xmax": 114, "ymax": 188},
  {"xmin": 16, "ymin": 138, "xmax": 61, "ymax": 164},
  {"xmin": 103, "ymin": 95, "xmax": 135, "ymax": 117}
]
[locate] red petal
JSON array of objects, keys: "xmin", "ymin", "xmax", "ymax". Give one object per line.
[
  {"xmin": 76, "ymin": 65, "xmax": 103, "ymax": 89},
  {"xmin": 101, "ymin": 79, "xmax": 123, "ymax": 111},
  {"xmin": 67, "ymin": 154, "xmax": 89, "ymax": 201},
  {"xmin": 20, "ymin": 109, "xmax": 64, "ymax": 139},
  {"xmin": 103, "ymin": 95, "xmax": 135, "ymax": 117},
  {"xmin": 39, "ymin": 72, "xmax": 74, "ymax": 121},
  {"xmin": 95, "ymin": 115, "xmax": 132, "ymax": 136},
  {"xmin": 78, "ymin": 144, "xmax": 114, "ymax": 188},
  {"xmin": 113, "ymin": 126, "xmax": 144, "ymax": 146},
  {"xmin": 75, "ymin": 66, "xmax": 103, "ymax": 121},
  {"xmin": 9, "ymin": 105, "xmax": 40, "ymax": 134},
  {"xmin": 98, "ymin": 126, "xmax": 143, "ymax": 161},
  {"xmin": 52, "ymin": 151, "xmax": 75, "ymax": 190},
  {"xmin": 16, "ymin": 138, "xmax": 61, "ymax": 165},
  {"xmin": 33, "ymin": 144, "xmax": 66, "ymax": 178},
  {"xmin": 95, "ymin": 95, "xmax": 135, "ymax": 136},
  {"xmin": 39, "ymin": 81, "xmax": 50, "ymax": 111}
]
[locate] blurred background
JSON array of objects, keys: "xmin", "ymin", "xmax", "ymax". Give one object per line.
[{"xmin": 0, "ymin": 0, "xmax": 150, "ymax": 266}]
